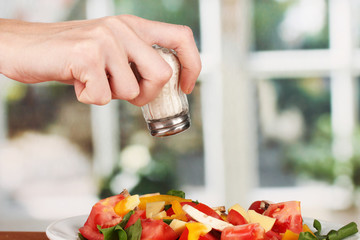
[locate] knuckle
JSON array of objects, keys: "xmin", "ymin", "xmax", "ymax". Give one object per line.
[
  {"xmin": 102, "ymin": 15, "xmax": 121, "ymax": 29},
  {"xmin": 178, "ymin": 25, "xmax": 195, "ymax": 41},
  {"xmin": 94, "ymin": 94, "xmax": 111, "ymax": 105},
  {"xmin": 129, "ymin": 98, "xmax": 144, "ymax": 107},
  {"xmin": 77, "ymin": 89, "xmax": 111, "ymax": 106},
  {"xmin": 118, "ymin": 14, "xmax": 137, "ymax": 22},
  {"xmin": 90, "ymin": 95, "xmax": 111, "ymax": 106}
]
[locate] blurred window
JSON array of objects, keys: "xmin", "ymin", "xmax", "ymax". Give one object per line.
[
  {"xmin": 114, "ymin": 0, "xmax": 201, "ymax": 49},
  {"xmin": 250, "ymin": 0, "xmax": 360, "ymax": 215},
  {"xmin": 257, "ymin": 77, "xmax": 331, "ymax": 187},
  {"xmin": 95, "ymin": 0, "xmax": 204, "ymax": 197},
  {"xmin": 253, "ymin": 0, "xmax": 329, "ymax": 51}
]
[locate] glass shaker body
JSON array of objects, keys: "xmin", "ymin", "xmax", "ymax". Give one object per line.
[{"xmin": 141, "ymin": 46, "xmax": 190, "ymax": 137}]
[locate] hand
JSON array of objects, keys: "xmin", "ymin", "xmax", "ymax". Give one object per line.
[{"xmin": 0, "ymin": 15, "xmax": 201, "ymax": 106}]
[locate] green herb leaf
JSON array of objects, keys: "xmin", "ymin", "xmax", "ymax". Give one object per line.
[
  {"xmin": 97, "ymin": 224, "xmax": 127, "ymax": 240},
  {"xmin": 166, "ymin": 190, "xmax": 185, "ymax": 199},
  {"xmin": 78, "ymin": 232, "xmax": 88, "ymax": 240},
  {"xmin": 326, "ymin": 222, "xmax": 358, "ymax": 240},
  {"xmin": 311, "ymin": 219, "xmax": 358, "ymax": 240},
  {"xmin": 164, "ymin": 204, "xmax": 172, "ymax": 211},
  {"xmin": 314, "ymin": 219, "xmax": 322, "ymax": 233},
  {"xmin": 125, "ymin": 219, "xmax": 142, "ymax": 240},
  {"xmin": 163, "ymin": 219, "xmax": 173, "ymax": 225},
  {"xmin": 119, "ymin": 210, "xmax": 134, "ymax": 229},
  {"xmin": 299, "ymin": 232, "xmax": 318, "ymax": 240}
]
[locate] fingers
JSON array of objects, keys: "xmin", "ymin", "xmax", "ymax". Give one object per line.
[
  {"xmin": 105, "ymin": 47, "xmax": 140, "ymax": 101},
  {"xmin": 118, "ymin": 31, "xmax": 172, "ymax": 106},
  {"xmin": 73, "ymin": 68, "xmax": 112, "ymax": 105},
  {"xmin": 68, "ymin": 15, "xmax": 201, "ymax": 106},
  {"xmin": 120, "ymin": 15, "xmax": 202, "ymax": 94}
]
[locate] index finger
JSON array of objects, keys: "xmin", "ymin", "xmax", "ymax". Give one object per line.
[{"xmin": 121, "ymin": 15, "xmax": 201, "ymax": 94}]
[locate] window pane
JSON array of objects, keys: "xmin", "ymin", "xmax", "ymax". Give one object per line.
[
  {"xmin": 114, "ymin": 0, "xmax": 201, "ymax": 50},
  {"xmin": 257, "ymin": 77, "xmax": 332, "ymax": 186},
  {"xmin": 0, "ymin": 1, "xmax": 91, "ymax": 231},
  {"xmin": 252, "ymin": 0, "xmax": 329, "ymax": 51},
  {"xmin": 0, "ymin": 82, "xmax": 95, "ymax": 230},
  {"xmin": 104, "ymin": 84, "xmax": 204, "ymax": 196},
  {"xmin": 107, "ymin": 0, "xmax": 203, "ymax": 196}
]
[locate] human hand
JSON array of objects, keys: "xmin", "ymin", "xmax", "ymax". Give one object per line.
[{"xmin": 0, "ymin": 15, "xmax": 201, "ymax": 106}]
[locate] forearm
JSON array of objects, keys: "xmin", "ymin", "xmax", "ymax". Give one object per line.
[{"xmin": 0, "ymin": 19, "xmax": 18, "ymax": 76}]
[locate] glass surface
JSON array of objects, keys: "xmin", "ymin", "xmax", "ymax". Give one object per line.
[
  {"xmin": 252, "ymin": 0, "xmax": 329, "ymax": 51},
  {"xmin": 257, "ymin": 77, "xmax": 332, "ymax": 187}
]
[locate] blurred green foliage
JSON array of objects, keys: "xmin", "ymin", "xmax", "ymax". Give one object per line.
[
  {"xmin": 253, "ymin": 0, "xmax": 329, "ymax": 51},
  {"xmin": 272, "ymin": 78, "xmax": 331, "ymax": 139},
  {"xmin": 285, "ymin": 115, "xmax": 336, "ymax": 183},
  {"xmin": 114, "ymin": 0, "xmax": 201, "ymax": 49},
  {"xmin": 286, "ymin": 114, "xmax": 360, "ymax": 190}
]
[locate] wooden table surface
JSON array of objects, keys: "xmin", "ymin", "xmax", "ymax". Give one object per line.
[{"xmin": 0, "ymin": 232, "xmax": 48, "ymax": 240}]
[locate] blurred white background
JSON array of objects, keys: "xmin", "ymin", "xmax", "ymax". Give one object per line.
[{"xmin": 0, "ymin": 0, "xmax": 360, "ymax": 231}]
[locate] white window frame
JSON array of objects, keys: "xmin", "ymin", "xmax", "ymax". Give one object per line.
[
  {"xmin": 87, "ymin": 0, "xmax": 359, "ymax": 209},
  {"xmin": 199, "ymin": 0, "xmax": 359, "ymax": 208}
]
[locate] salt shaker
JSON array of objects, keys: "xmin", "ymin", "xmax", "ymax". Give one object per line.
[{"xmin": 141, "ymin": 46, "xmax": 191, "ymax": 137}]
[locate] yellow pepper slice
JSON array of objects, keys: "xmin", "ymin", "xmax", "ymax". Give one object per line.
[
  {"xmin": 302, "ymin": 224, "xmax": 316, "ymax": 236},
  {"xmin": 138, "ymin": 194, "xmax": 192, "ymax": 210},
  {"xmin": 186, "ymin": 222, "xmax": 212, "ymax": 240},
  {"xmin": 282, "ymin": 229, "xmax": 299, "ymax": 240},
  {"xmin": 114, "ymin": 195, "xmax": 140, "ymax": 216},
  {"xmin": 166, "ymin": 200, "xmax": 188, "ymax": 221},
  {"xmin": 172, "ymin": 200, "xmax": 186, "ymax": 215}
]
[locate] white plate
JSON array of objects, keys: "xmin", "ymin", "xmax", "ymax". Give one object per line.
[
  {"xmin": 46, "ymin": 216, "xmax": 360, "ymax": 240},
  {"xmin": 46, "ymin": 215, "xmax": 87, "ymax": 240}
]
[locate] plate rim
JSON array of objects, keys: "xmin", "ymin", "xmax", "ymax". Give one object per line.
[{"xmin": 46, "ymin": 214, "xmax": 87, "ymax": 240}]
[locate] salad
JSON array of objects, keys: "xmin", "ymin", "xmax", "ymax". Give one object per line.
[{"xmin": 78, "ymin": 189, "xmax": 358, "ymax": 240}]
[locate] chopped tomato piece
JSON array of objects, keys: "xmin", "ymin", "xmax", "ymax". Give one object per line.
[
  {"xmin": 79, "ymin": 193, "xmax": 125, "ymax": 240},
  {"xmin": 227, "ymin": 209, "xmax": 248, "ymax": 225},
  {"xmin": 179, "ymin": 227, "xmax": 189, "ymax": 240},
  {"xmin": 221, "ymin": 223, "xmax": 265, "ymax": 240},
  {"xmin": 202, "ymin": 231, "xmax": 221, "ymax": 240},
  {"xmin": 265, "ymin": 230, "xmax": 281, "ymax": 240},
  {"xmin": 125, "ymin": 210, "xmax": 146, "ymax": 229},
  {"xmin": 140, "ymin": 218, "xmax": 178, "ymax": 240},
  {"xmin": 249, "ymin": 201, "xmax": 266, "ymax": 214},
  {"xmin": 263, "ymin": 201, "xmax": 302, "ymax": 234}
]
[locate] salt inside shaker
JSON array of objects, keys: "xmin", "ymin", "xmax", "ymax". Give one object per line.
[{"xmin": 141, "ymin": 46, "xmax": 191, "ymax": 137}]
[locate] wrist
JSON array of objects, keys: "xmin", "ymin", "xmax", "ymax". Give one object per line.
[{"xmin": 0, "ymin": 19, "xmax": 30, "ymax": 77}]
